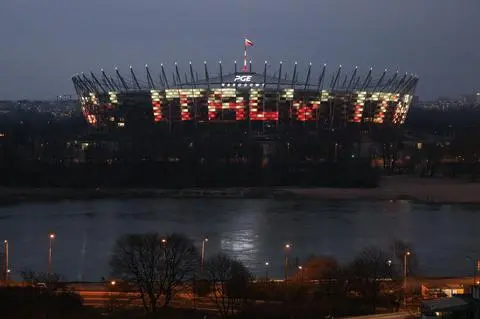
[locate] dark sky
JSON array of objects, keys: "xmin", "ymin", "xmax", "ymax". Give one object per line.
[{"xmin": 1, "ymin": 0, "xmax": 479, "ymax": 100}]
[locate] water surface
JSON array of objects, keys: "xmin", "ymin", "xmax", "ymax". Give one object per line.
[{"xmin": 0, "ymin": 199, "xmax": 477, "ymax": 281}]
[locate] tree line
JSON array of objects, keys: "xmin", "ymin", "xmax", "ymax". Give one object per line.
[
  {"xmin": 106, "ymin": 232, "xmax": 420, "ymax": 318},
  {"xmin": 0, "ymin": 232, "xmax": 421, "ymax": 318}
]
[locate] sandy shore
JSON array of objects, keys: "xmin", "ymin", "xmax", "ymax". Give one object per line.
[
  {"xmin": 284, "ymin": 176, "xmax": 480, "ymax": 204},
  {"xmin": 1, "ymin": 176, "xmax": 480, "ymax": 205}
]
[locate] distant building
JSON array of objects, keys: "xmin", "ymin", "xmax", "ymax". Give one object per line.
[
  {"xmin": 422, "ymin": 283, "xmax": 465, "ymax": 298},
  {"xmin": 421, "ymin": 285, "xmax": 480, "ymax": 319}
]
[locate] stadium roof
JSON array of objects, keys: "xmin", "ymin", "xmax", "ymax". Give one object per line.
[{"xmin": 72, "ymin": 61, "xmax": 418, "ymax": 96}]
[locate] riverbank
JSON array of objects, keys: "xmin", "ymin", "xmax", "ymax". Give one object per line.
[
  {"xmin": 284, "ymin": 176, "xmax": 480, "ymax": 204},
  {"xmin": 1, "ymin": 176, "xmax": 479, "ymax": 205}
]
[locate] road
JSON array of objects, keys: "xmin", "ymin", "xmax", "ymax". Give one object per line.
[
  {"xmin": 342, "ymin": 312, "xmax": 414, "ymax": 319},
  {"xmin": 78, "ymin": 290, "xmax": 218, "ymax": 312},
  {"xmin": 68, "ymin": 276, "xmax": 478, "ymax": 292},
  {"xmin": 69, "ymin": 276, "xmax": 476, "ymax": 314}
]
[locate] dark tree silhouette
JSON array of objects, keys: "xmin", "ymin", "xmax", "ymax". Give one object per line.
[
  {"xmin": 0, "ymin": 287, "xmax": 85, "ymax": 319},
  {"xmin": 294, "ymin": 255, "xmax": 339, "ymax": 282},
  {"xmin": 348, "ymin": 246, "xmax": 398, "ymax": 313},
  {"xmin": 19, "ymin": 268, "xmax": 66, "ymax": 291},
  {"xmin": 205, "ymin": 253, "xmax": 253, "ymax": 319},
  {"xmin": 109, "ymin": 232, "xmax": 199, "ymax": 313},
  {"xmin": 162, "ymin": 233, "xmax": 199, "ymax": 306},
  {"xmin": 110, "ymin": 233, "xmax": 164, "ymax": 313}
]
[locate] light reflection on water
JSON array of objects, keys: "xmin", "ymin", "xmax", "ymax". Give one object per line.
[
  {"xmin": 0, "ymin": 199, "xmax": 479, "ymax": 281},
  {"xmin": 220, "ymin": 205, "xmax": 260, "ymax": 265}
]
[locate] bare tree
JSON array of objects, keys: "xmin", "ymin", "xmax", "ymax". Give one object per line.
[
  {"xmin": 110, "ymin": 233, "xmax": 164, "ymax": 313},
  {"xmin": 109, "ymin": 232, "xmax": 199, "ymax": 313},
  {"xmin": 348, "ymin": 246, "xmax": 398, "ymax": 313},
  {"xmin": 205, "ymin": 253, "xmax": 252, "ymax": 319},
  {"xmin": 162, "ymin": 233, "xmax": 199, "ymax": 306},
  {"xmin": 19, "ymin": 268, "xmax": 65, "ymax": 291}
]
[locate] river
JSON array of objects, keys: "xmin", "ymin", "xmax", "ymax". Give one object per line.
[{"xmin": 0, "ymin": 198, "xmax": 478, "ymax": 281}]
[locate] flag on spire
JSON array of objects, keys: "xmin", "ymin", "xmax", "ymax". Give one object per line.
[{"xmin": 244, "ymin": 38, "xmax": 254, "ymax": 47}]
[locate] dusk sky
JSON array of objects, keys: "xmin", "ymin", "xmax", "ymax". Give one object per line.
[{"xmin": 1, "ymin": 0, "xmax": 479, "ymax": 100}]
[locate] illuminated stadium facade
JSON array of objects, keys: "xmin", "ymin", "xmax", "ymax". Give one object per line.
[{"xmin": 72, "ymin": 60, "xmax": 418, "ymax": 134}]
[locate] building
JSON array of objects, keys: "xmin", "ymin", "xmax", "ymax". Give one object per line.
[
  {"xmin": 421, "ymin": 285, "xmax": 480, "ymax": 319},
  {"xmin": 422, "ymin": 283, "xmax": 466, "ymax": 299},
  {"xmin": 72, "ymin": 61, "xmax": 418, "ymax": 135}
]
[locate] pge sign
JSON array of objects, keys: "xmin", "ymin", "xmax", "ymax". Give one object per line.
[{"xmin": 234, "ymin": 75, "xmax": 253, "ymax": 82}]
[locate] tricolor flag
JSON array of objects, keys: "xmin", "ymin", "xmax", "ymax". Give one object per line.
[{"xmin": 244, "ymin": 38, "xmax": 254, "ymax": 47}]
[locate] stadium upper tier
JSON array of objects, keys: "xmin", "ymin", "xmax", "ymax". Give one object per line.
[{"xmin": 72, "ymin": 61, "xmax": 418, "ymax": 129}]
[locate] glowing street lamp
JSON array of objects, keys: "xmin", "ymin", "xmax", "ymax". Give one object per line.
[
  {"xmin": 161, "ymin": 238, "xmax": 167, "ymax": 259},
  {"xmin": 265, "ymin": 261, "xmax": 270, "ymax": 281},
  {"xmin": 298, "ymin": 265, "xmax": 305, "ymax": 282},
  {"xmin": 48, "ymin": 233, "xmax": 55, "ymax": 274},
  {"xmin": 284, "ymin": 243, "xmax": 292, "ymax": 283},
  {"xmin": 386, "ymin": 259, "xmax": 393, "ymax": 278}
]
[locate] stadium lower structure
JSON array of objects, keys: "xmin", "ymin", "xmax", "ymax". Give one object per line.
[{"xmin": 72, "ymin": 63, "xmax": 418, "ymax": 134}]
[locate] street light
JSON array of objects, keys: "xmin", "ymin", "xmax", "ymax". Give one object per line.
[
  {"xmin": 109, "ymin": 280, "xmax": 116, "ymax": 298},
  {"xmin": 386, "ymin": 259, "xmax": 393, "ymax": 279},
  {"xmin": 201, "ymin": 238, "xmax": 208, "ymax": 272},
  {"xmin": 284, "ymin": 243, "xmax": 292, "ymax": 283},
  {"xmin": 404, "ymin": 251, "xmax": 411, "ymax": 307},
  {"xmin": 4, "ymin": 240, "xmax": 8, "ymax": 285},
  {"xmin": 48, "ymin": 233, "xmax": 55, "ymax": 274},
  {"xmin": 298, "ymin": 265, "xmax": 305, "ymax": 283},
  {"xmin": 161, "ymin": 238, "xmax": 167, "ymax": 259},
  {"xmin": 265, "ymin": 261, "xmax": 270, "ymax": 282}
]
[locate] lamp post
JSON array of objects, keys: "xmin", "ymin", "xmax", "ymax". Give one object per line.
[
  {"xmin": 386, "ymin": 259, "xmax": 392, "ymax": 279},
  {"xmin": 161, "ymin": 238, "xmax": 167, "ymax": 259},
  {"xmin": 404, "ymin": 251, "xmax": 411, "ymax": 308},
  {"xmin": 109, "ymin": 280, "xmax": 116, "ymax": 298},
  {"xmin": 298, "ymin": 265, "xmax": 304, "ymax": 283},
  {"xmin": 284, "ymin": 243, "xmax": 291, "ymax": 283},
  {"xmin": 265, "ymin": 261, "xmax": 269, "ymax": 282},
  {"xmin": 48, "ymin": 233, "xmax": 55, "ymax": 274},
  {"xmin": 201, "ymin": 238, "xmax": 208, "ymax": 272},
  {"xmin": 3, "ymin": 240, "xmax": 8, "ymax": 285}
]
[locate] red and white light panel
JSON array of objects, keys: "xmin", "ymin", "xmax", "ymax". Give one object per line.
[{"xmin": 150, "ymin": 90, "xmax": 163, "ymax": 122}]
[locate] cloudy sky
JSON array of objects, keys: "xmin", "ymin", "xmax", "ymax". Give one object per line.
[{"xmin": 1, "ymin": 0, "xmax": 479, "ymax": 100}]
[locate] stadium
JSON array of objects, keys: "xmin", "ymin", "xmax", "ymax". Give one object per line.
[{"xmin": 72, "ymin": 59, "xmax": 418, "ymax": 135}]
